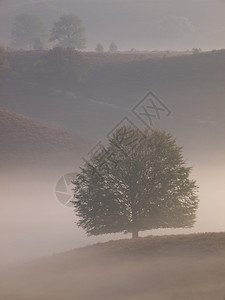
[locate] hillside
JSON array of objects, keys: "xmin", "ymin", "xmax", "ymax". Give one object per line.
[
  {"xmin": 1, "ymin": 50, "xmax": 225, "ymax": 163},
  {"xmin": 0, "ymin": 107, "xmax": 90, "ymax": 165},
  {"xmin": 1, "ymin": 232, "xmax": 225, "ymax": 300}
]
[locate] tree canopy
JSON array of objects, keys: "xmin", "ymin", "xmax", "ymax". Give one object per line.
[
  {"xmin": 72, "ymin": 127, "xmax": 199, "ymax": 239},
  {"xmin": 11, "ymin": 13, "xmax": 49, "ymax": 50},
  {"xmin": 95, "ymin": 43, "xmax": 104, "ymax": 52},
  {"xmin": 50, "ymin": 14, "xmax": 86, "ymax": 49},
  {"xmin": 109, "ymin": 42, "xmax": 118, "ymax": 52}
]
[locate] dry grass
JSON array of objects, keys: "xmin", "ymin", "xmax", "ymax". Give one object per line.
[
  {"xmin": 0, "ymin": 107, "xmax": 89, "ymax": 164},
  {"xmin": 1, "ymin": 232, "xmax": 225, "ymax": 300}
]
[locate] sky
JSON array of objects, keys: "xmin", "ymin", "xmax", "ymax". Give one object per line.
[{"xmin": 0, "ymin": 0, "xmax": 225, "ymax": 50}]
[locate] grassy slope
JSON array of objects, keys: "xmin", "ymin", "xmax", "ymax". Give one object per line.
[
  {"xmin": 1, "ymin": 232, "xmax": 225, "ymax": 300},
  {"xmin": 2, "ymin": 49, "xmax": 225, "ymax": 165},
  {"xmin": 0, "ymin": 107, "xmax": 90, "ymax": 165}
]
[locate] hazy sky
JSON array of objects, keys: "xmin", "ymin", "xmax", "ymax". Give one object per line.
[{"xmin": 1, "ymin": 0, "xmax": 225, "ymax": 50}]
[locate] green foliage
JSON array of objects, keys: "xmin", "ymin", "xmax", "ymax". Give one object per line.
[
  {"xmin": 35, "ymin": 47, "xmax": 88, "ymax": 90},
  {"xmin": 0, "ymin": 47, "xmax": 9, "ymax": 79},
  {"xmin": 109, "ymin": 42, "xmax": 118, "ymax": 53},
  {"xmin": 73, "ymin": 127, "xmax": 199, "ymax": 238},
  {"xmin": 95, "ymin": 43, "xmax": 104, "ymax": 52},
  {"xmin": 50, "ymin": 14, "xmax": 86, "ymax": 49},
  {"xmin": 11, "ymin": 13, "xmax": 49, "ymax": 50}
]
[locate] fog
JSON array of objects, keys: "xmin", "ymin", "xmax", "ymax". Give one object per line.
[
  {"xmin": 1, "ymin": 1, "xmax": 225, "ymax": 299},
  {"xmin": 1, "ymin": 230, "xmax": 225, "ymax": 300},
  {"xmin": 1, "ymin": 158, "xmax": 225, "ymax": 268},
  {"xmin": 0, "ymin": 163, "xmax": 124, "ymax": 267},
  {"xmin": 1, "ymin": 0, "xmax": 225, "ymax": 50}
]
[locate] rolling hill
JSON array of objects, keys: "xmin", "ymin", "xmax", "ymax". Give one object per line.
[
  {"xmin": 0, "ymin": 107, "xmax": 90, "ymax": 165},
  {"xmin": 1, "ymin": 232, "xmax": 225, "ymax": 300},
  {"xmin": 1, "ymin": 49, "xmax": 225, "ymax": 164}
]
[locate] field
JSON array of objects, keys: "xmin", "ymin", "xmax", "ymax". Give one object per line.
[{"xmin": 1, "ymin": 232, "xmax": 225, "ymax": 300}]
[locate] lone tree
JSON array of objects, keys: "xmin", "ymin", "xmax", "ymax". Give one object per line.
[
  {"xmin": 109, "ymin": 41, "xmax": 118, "ymax": 52},
  {"xmin": 50, "ymin": 14, "xmax": 86, "ymax": 49},
  {"xmin": 95, "ymin": 43, "xmax": 104, "ymax": 52},
  {"xmin": 72, "ymin": 127, "xmax": 199, "ymax": 239},
  {"xmin": 11, "ymin": 13, "xmax": 49, "ymax": 50}
]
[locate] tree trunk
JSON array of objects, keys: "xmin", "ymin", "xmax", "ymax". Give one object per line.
[{"xmin": 132, "ymin": 230, "xmax": 139, "ymax": 239}]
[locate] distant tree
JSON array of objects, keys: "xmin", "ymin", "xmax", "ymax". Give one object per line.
[
  {"xmin": 95, "ymin": 43, "xmax": 104, "ymax": 52},
  {"xmin": 192, "ymin": 48, "xmax": 202, "ymax": 54},
  {"xmin": 50, "ymin": 14, "xmax": 86, "ymax": 49},
  {"xmin": 109, "ymin": 42, "xmax": 118, "ymax": 53},
  {"xmin": 72, "ymin": 127, "xmax": 199, "ymax": 239},
  {"xmin": 35, "ymin": 47, "xmax": 88, "ymax": 90},
  {"xmin": 11, "ymin": 13, "xmax": 49, "ymax": 50},
  {"xmin": 0, "ymin": 47, "xmax": 9, "ymax": 80}
]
